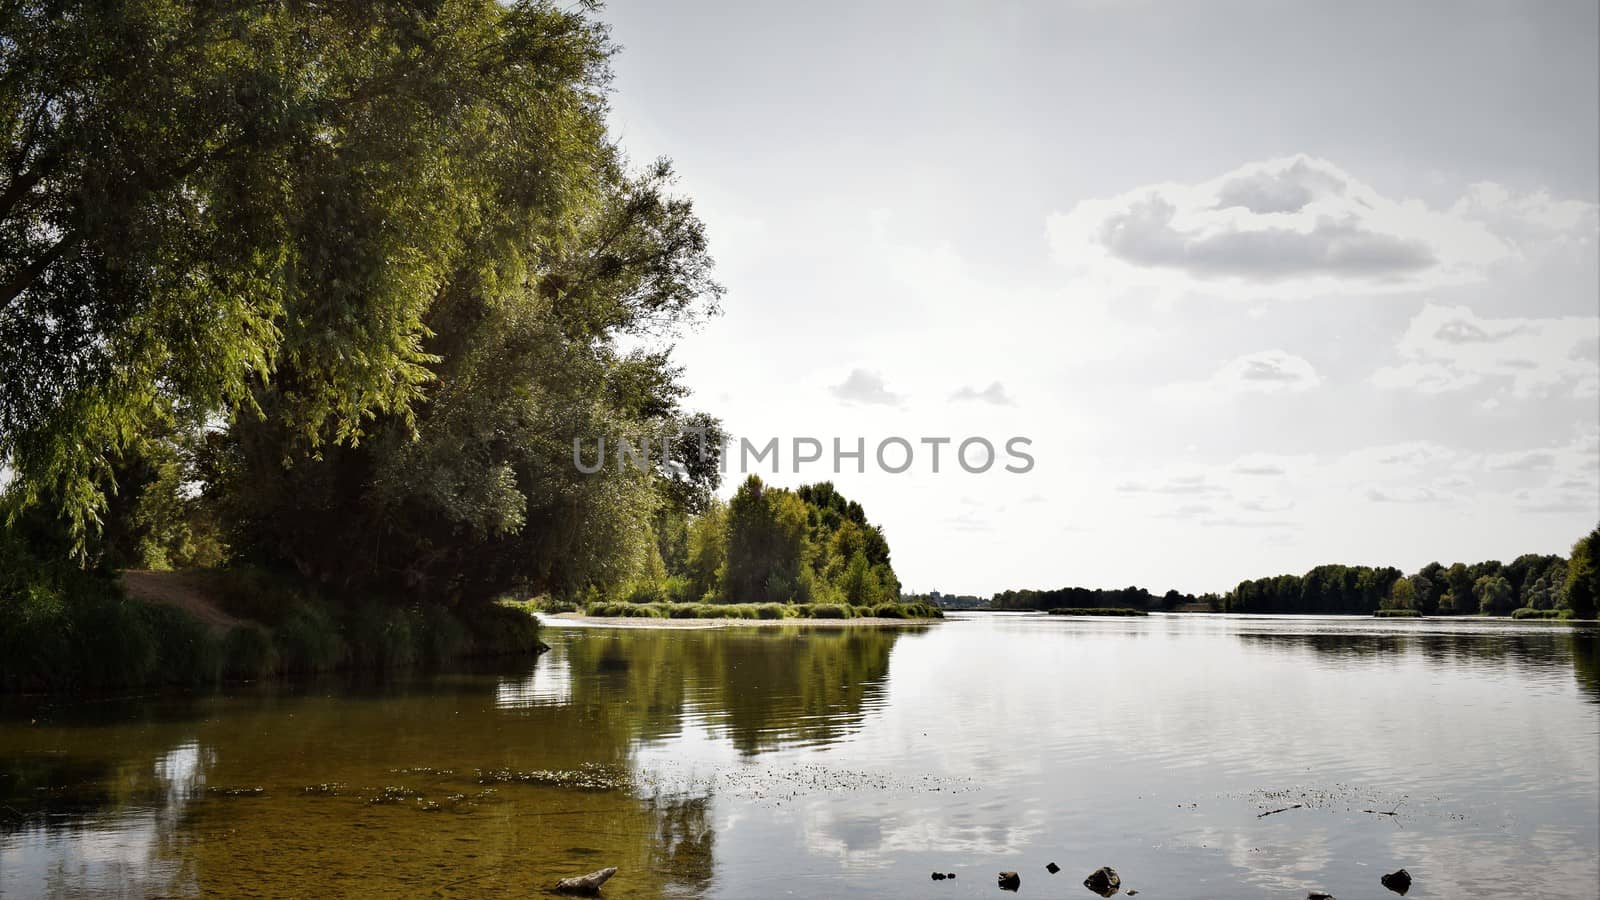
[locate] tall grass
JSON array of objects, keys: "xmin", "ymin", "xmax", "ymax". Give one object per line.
[{"xmin": 579, "ymin": 600, "xmax": 943, "ymax": 620}]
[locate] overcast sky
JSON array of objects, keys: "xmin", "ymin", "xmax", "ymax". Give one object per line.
[{"xmin": 600, "ymin": 0, "xmax": 1600, "ymax": 596}]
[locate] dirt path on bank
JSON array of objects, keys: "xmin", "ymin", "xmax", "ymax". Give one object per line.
[{"xmin": 118, "ymin": 570, "xmax": 249, "ymax": 635}]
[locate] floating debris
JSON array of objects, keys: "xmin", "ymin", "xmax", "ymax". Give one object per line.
[
  {"xmin": 206, "ymin": 786, "xmax": 266, "ymax": 797},
  {"xmin": 474, "ymin": 763, "xmax": 626, "ymax": 792}
]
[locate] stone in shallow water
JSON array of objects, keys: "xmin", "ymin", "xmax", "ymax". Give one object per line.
[
  {"xmin": 997, "ymin": 871, "xmax": 1021, "ymax": 891},
  {"xmin": 1083, "ymin": 866, "xmax": 1121, "ymax": 897},
  {"xmin": 1381, "ymin": 868, "xmax": 1412, "ymax": 895},
  {"xmin": 553, "ymin": 866, "xmax": 617, "ymax": 896},
  {"xmin": 1046, "ymin": 861, "xmax": 1060, "ymax": 874}
]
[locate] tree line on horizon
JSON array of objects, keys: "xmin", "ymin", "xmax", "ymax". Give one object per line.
[{"xmin": 989, "ymin": 525, "xmax": 1600, "ymax": 619}]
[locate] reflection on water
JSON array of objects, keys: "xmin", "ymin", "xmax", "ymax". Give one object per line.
[{"xmin": 2, "ymin": 616, "xmax": 1596, "ymax": 899}]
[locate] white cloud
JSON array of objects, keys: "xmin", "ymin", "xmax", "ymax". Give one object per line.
[
  {"xmin": 1450, "ymin": 182, "xmax": 1600, "ymax": 252},
  {"xmin": 1162, "ymin": 349, "xmax": 1322, "ymax": 402},
  {"xmin": 950, "ymin": 381, "xmax": 1015, "ymax": 405},
  {"xmin": 1045, "ymin": 156, "xmax": 1594, "ymax": 299},
  {"xmin": 829, "ymin": 369, "xmax": 905, "ymax": 406},
  {"xmin": 1371, "ymin": 302, "xmax": 1600, "ymax": 398}
]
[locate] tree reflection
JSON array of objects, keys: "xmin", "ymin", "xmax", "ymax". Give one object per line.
[
  {"xmin": 0, "ymin": 624, "xmax": 922, "ymax": 897},
  {"xmin": 561, "ymin": 625, "xmax": 918, "ymax": 755},
  {"xmin": 1236, "ymin": 625, "xmax": 1600, "ymax": 700}
]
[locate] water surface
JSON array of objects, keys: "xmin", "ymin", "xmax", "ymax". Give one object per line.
[{"xmin": 2, "ymin": 614, "xmax": 1597, "ymax": 898}]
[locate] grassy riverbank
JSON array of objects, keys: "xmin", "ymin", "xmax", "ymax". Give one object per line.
[
  {"xmin": 570, "ymin": 600, "xmax": 943, "ymax": 620},
  {"xmin": 0, "ymin": 568, "xmax": 544, "ymax": 694}
]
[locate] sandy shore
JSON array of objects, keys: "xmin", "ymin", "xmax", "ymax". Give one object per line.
[{"xmin": 545, "ymin": 612, "xmax": 942, "ymax": 629}]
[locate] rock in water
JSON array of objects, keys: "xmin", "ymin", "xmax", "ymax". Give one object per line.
[
  {"xmin": 554, "ymin": 867, "xmax": 618, "ymax": 896},
  {"xmin": 1308, "ymin": 892, "xmax": 1336, "ymax": 900},
  {"xmin": 1046, "ymin": 862, "xmax": 1060, "ymax": 874},
  {"xmin": 1083, "ymin": 867, "xmax": 1121, "ymax": 897},
  {"xmin": 931, "ymin": 872, "xmax": 946, "ymax": 881},
  {"xmin": 1381, "ymin": 868, "xmax": 1412, "ymax": 895},
  {"xmin": 997, "ymin": 871, "xmax": 1021, "ymax": 891}
]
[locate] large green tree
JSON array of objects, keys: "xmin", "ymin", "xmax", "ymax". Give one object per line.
[
  {"xmin": 1564, "ymin": 526, "xmax": 1599, "ymax": 619},
  {"xmin": 1, "ymin": 0, "xmax": 620, "ymax": 545}
]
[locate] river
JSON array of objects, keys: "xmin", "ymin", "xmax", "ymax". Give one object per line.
[{"xmin": 2, "ymin": 613, "xmax": 1596, "ymax": 898}]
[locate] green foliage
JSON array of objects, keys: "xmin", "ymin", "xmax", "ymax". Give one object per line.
[
  {"xmin": 139, "ymin": 601, "xmax": 223, "ymax": 684},
  {"xmin": 1511, "ymin": 607, "xmax": 1569, "ymax": 620},
  {"xmin": 711, "ymin": 477, "xmax": 899, "ymax": 606},
  {"xmin": 342, "ymin": 605, "xmax": 419, "ymax": 671},
  {"xmin": 1474, "ymin": 574, "xmax": 1516, "ymax": 616},
  {"xmin": 574, "ymin": 600, "xmax": 934, "ymax": 620},
  {"xmin": 461, "ymin": 602, "xmax": 547, "ymax": 657},
  {"xmin": 222, "ymin": 625, "xmax": 278, "ymax": 680},
  {"xmin": 273, "ymin": 604, "xmax": 346, "ymax": 674},
  {"xmin": 1, "ymin": 0, "xmax": 631, "ymax": 547},
  {"xmin": 1563, "ymin": 527, "xmax": 1599, "ymax": 619},
  {"xmin": 1373, "ymin": 608, "xmax": 1422, "ymax": 618},
  {"xmin": 1046, "ymin": 607, "xmax": 1150, "ymax": 616}
]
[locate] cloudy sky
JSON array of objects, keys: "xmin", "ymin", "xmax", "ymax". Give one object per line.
[{"xmin": 600, "ymin": 0, "xmax": 1600, "ymax": 596}]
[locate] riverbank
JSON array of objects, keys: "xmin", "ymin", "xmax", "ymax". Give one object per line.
[
  {"xmin": 0, "ymin": 569, "xmax": 545, "ymax": 694},
  {"xmin": 548, "ymin": 612, "xmax": 942, "ymax": 629}
]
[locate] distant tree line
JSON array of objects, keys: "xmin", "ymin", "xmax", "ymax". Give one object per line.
[{"xmin": 990, "ymin": 525, "xmax": 1600, "ymax": 619}]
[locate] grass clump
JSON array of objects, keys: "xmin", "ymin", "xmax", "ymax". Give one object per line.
[
  {"xmin": 1510, "ymin": 607, "xmax": 1568, "ymax": 620},
  {"xmin": 222, "ymin": 624, "xmax": 279, "ymax": 679}
]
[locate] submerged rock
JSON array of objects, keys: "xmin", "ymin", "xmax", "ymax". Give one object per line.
[
  {"xmin": 1381, "ymin": 868, "xmax": 1412, "ymax": 895},
  {"xmin": 554, "ymin": 866, "xmax": 617, "ymax": 896},
  {"xmin": 997, "ymin": 871, "xmax": 1021, "ymax": 891},
  {"xmin": 1083, "ymin": 867, "xmax": 1121, "ymax": 897}
]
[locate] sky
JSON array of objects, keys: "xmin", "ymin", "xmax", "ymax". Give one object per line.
[{"xmin": 598, "ymin": 0, "xmax": 1600, "ymax": 597}]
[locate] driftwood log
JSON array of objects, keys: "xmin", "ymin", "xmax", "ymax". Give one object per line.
[{"xmin": 554, "ymin": 867, "xmax": 617, "ymax": 896}]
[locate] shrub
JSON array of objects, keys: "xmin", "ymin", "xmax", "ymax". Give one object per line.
[
  {"xmin": 756, "ymin": 602, "xmax": 788, "ymax": 619},
  {"xmin": 140, "ymin": 602, "xmax": 221, "ymax": 686},
  {"xmin": 1373, "ymin": 608, "xmax": 1422, "ymax": 618},
  {"xmin": 343, "ymin": 605, "xmax": 417, "ymax": 670},
  {"xmin": 274, "ymin": 603, "xmax": 345, "ymax": 673},
  {"xmin": 215, "ymin": 566, "xmax": 318, "ymax": 626},
  {"xmin": 466, "ymin": 602, "xmax": 544, "ymax": 656},
  {"xmin": 1510, "ymin": 607, "xmax": 1568, "ymax": 620},
  {"xmin": 223, "ymin": 624, "xmax": 279, "ymax": 679},
  {"xmin": 416, "ymin": 605, "xmax": 469, "ymax": 664},
  {"xmin": 809, "ymin": 604, "xmax": 849, "ymax": 619}
]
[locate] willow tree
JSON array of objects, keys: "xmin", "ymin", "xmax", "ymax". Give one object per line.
[{"xmin": 1, "ymin": 0, "xmax": 615, "ymax": 542}]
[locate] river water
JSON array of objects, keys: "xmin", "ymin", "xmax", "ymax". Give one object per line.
[{"xmin": 2, "ymin": 613, "xmax": 1597, "ymax": 898}]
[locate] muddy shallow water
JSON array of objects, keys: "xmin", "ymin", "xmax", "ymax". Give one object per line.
[{"xmin": 2, "ymin": 614, "xmax": 1597, "ymax": 898}]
